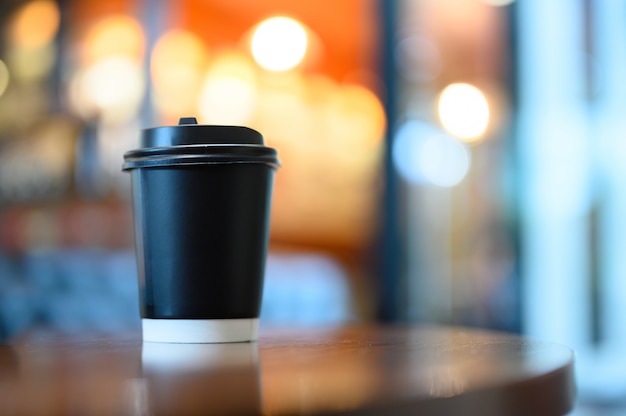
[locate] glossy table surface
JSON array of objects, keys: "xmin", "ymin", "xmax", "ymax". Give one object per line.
[{"xmin": 0, "ymin": 325, "xmax": 575, "ymax": 415}]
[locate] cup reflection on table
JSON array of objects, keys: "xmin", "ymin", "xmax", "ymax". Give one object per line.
[
  {"xmin": 0, "ymin": 345, "xmax": 19, "ymax": 415},
  {"xmin": 139, "ymin": 342, "xmax": 261, "ymax": 415}
]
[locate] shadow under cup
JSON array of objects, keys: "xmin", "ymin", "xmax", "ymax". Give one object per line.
[{"xmin": 123, "ymin": 120, "xmax": 279, "ymax": 343}]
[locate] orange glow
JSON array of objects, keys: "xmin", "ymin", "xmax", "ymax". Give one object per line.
[
  {"xmin": 8, "ymin": 0, "xmax": 60, "ymax": 49},
  {"xmin": 205, "ymin": 51, "xmax": 257, "ymax": 81},
  {"xmin": 329, "ymin": 84, "xmax": 386, "ymax": 147},
  {"xmin": 83, "ymin": 15, "xmax": 145, "ymax": 64},
  {"xmin": 252, "ymin": 75, "xmax": 309, "ymax": 146},
  {"xmin": 179, "ymin": 0, "xmax": 377, "ymax": 82},
  {"xmin": 198, "ymin": 51, "xmax": 258, "ymax": 125},
  {"xmin": 151, "ymin": 30, "xmax": 208, "ymax": 118},
  {"xmin": 250, "ymin": 73, "xmax": 385, "ymax": 248},
  {"xmin": 151, "ymin": 30, "xmax": 207, "ymax": 89}
]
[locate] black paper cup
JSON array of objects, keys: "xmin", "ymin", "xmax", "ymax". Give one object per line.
[{"xmin": 123, "ymin": 118, "xmax": 279, "ymax": 343}]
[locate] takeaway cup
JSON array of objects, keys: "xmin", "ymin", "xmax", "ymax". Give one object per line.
[{"xmin": 123, "ymin": 117, "xmax": 279, "ymax": 343}]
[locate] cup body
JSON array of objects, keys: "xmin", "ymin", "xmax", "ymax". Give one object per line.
[{"xmin": 124, "ymin": 121, "xmax": 278, "ymax": 343}]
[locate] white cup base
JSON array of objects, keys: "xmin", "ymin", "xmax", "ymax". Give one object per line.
[{"xmin": 142, "ymin": 318, "xmax": 259, "ymax": 343}]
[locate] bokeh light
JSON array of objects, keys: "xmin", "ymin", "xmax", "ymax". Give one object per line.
[
  {"xmin": 438, "ymin": 83, "xmax": 490, "ymax": 142},
  {"xmin": 151, "ymin": 29, "xmax": 208, "ymax": 118},
  {"xmin": 252, "ymin": 74, "xmax": 309, "ymax": 145},
  {"xmin": 393, "ymin": 120, "xmax": 471, "ymax": 187},
  {"xmin": 68, "ymin": 14, "xmax": 146, "ymax": 123},
  {"xmin": 6, "ymin": 43, "xmax": 55, "ymax": 82},
  {"xmin": 0, "ymin": 60, "xmax": 10, "ymax": 97},
  {"xmin": 83, "ymin": 15, "xmax": 145, "ymax": 64},
  {"xmin": 8, "ymin": 0, "xmax": 60, "ymax": 49},
  {"xmin": 70, "ymin": 57, "xmax": 145, "ymax": 124},
  {"xmin": 251, "ymin": 16, "xmax": 308, "ymax": 71},
  {"xmin": 327, "ymin": 84, "xmax": 386, "ymax": 147},
  {"xmin": 198, "ymin": 51, "xmax": 257, "ymax": 125}
]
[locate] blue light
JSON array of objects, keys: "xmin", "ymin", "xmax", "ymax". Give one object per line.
[{"xmin": 392, "ymin": 120, "xmax": 471, "ymax": 187}]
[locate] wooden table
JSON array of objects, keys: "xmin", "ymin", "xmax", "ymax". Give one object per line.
[{"xmin": 0, "ymin": 325, "xmax": 575, "ymax": 415}]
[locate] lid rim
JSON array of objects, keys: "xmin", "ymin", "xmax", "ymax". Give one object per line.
[
  {"xmin": 124, "ymin": 144, "xmax": 276, "ymax": 158},
  {"xmin": 122, "ymin": 152, "xmax": 280, "ymax": 171},
  {"xmin": 122, "ymin": 159, "xmax": 280, "ymax": 171}
]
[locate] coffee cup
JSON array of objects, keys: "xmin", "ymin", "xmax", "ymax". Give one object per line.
[{"xmin": 123, "ymin": 117, "xmax": 279, "ymax": 343}]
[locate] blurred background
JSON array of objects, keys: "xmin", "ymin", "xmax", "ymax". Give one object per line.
[{"xmin": 0, "ymin": 0, "xmax": 624, "ymax": 413}]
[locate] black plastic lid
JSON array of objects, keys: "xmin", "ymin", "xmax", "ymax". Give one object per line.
[
  {"xmin": 122, "ymin": 117, "xmax": 279, "ymax": 171},
  {"xmin": 141, "ymin": 117, "xmax": 264, "ymax": 147}
]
